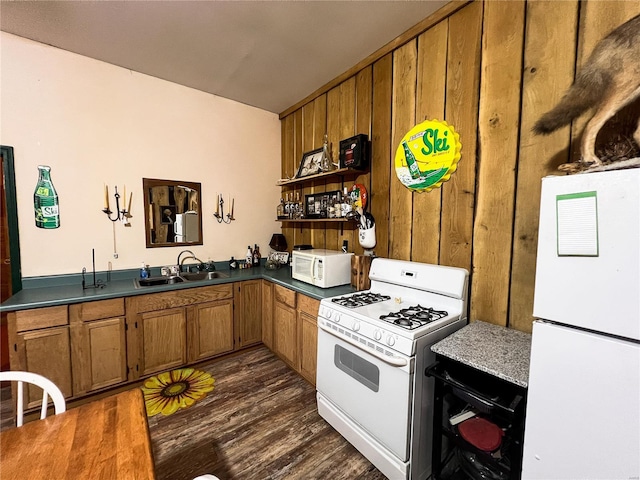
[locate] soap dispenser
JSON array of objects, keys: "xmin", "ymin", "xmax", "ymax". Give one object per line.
[{"xmin": 140, "ymin": 262, "xmax": 150, "ymax": 279}]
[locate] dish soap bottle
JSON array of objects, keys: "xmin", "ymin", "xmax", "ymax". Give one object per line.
[{"xmin": 140, "ymin": 262, "xmax": 150, "ymax": 279}]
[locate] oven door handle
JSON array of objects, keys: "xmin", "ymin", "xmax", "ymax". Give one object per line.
[{"xmin": 318, "ymin": 322, "xmax": 408, "ymax": 367}]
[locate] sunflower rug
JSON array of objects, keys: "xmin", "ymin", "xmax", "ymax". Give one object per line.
[{"xmin": 141, "ymin": 368, "xmax": 215, "ymax": 417}]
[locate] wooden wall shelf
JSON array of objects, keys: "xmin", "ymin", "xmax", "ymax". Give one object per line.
[
  {"xmin": 276, "ymin": 218, "xmax": 355, "ymax": 223},
  {"xmin": 276, "ymin": 168, "xmax": 363, "ymax": 187}
]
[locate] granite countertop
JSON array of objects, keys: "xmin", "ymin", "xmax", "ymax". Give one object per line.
[
  {"xmin": 0, "ymin": 265, "xmax": 355, "ymax": 313},
  {"xmin": 431, "ymin": 320, "xmax": 532, "ymax": 388}
]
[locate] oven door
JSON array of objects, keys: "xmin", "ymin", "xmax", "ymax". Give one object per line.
[{"xmin": 316, "ymin": 324, "xmax": 414, "ymax": 460}]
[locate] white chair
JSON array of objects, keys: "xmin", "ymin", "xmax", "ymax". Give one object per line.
[{"xmin": 0, "ymin": 371, "xmax": 66, "ymax": 427}]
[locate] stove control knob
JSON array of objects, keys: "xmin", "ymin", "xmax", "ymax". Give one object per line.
[
  {"xmin": 386, "ymin": 335, "xmax": 395, "ymax": 347},
  {"xmin": 351, "ymin": 320, "xmax": 360, "ymax": 331},
  {"xmin": 326, "ymin": 309, "xmax": 332, "ymax": 319},
  {"xmin": 374, "ymin": 330, "xmax": 382, "ymax": 341},
  {"xmin": 334, "ymin": 313, "xmax": 341, "ymax": 323}
]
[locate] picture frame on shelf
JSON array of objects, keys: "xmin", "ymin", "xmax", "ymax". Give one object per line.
[{"xmin": 296, "ymin": 147, "xmax": 324, "ymax": 178}]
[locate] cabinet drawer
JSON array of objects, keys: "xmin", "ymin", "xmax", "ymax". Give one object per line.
[
  {"xmin": 297, "ymin": 294, "xmax": 319, "ymax": 317},
  {"xmin": 71, "ymin": 298, "xmax": 125, "ymax": 322},
  {"xmin": 274, "ymin": 284, "xmax": 296, "ymax": 309},
  {"xmin": 15, "ymin": 305, "xmax": 68, "ymax": 332},
  {"xmin": 134, "ymin": 284, "xmax": 234, "ymax": 313}
]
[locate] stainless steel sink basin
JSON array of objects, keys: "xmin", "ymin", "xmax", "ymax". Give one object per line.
[
  {"xmin": 134, "ymin": 271, "xmax": 229, "ymax": 288},
  {"xmin": 180, "ymin": 271, "xmax": 229, "ymax": 281}
]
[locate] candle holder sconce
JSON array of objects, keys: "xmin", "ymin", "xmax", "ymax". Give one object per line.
[
  {"xmin": 103, "ymin": 185, "xmax": 132, "ymax": 225},
  {"xmin": 214, "ymin": 194, "xmax": 235, "ymax": 224}
]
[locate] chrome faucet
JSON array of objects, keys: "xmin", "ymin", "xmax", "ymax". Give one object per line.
[{"xmin": 176, "ymin": 250, "xmax": 203, "ymax": 273}]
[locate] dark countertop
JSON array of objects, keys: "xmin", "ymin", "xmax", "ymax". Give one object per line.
[
  {"xmin": 431, "ymin": 320, "xmax": 532, "ymax": 388},
  {"xmin": 0, "ymin": 266, "xmax": 355, "ymax": 313}
]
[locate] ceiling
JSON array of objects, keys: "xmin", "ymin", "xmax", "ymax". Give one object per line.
[{"xmin": 0, "ymin": 0, "xmax": 449, "ymax": 114}]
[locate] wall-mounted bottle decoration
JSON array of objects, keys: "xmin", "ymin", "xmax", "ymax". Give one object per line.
[
  {"xmin": 34, "ymin": 165, "xmax": 60, "ymax": 229},
  {"xmin": 394, "ymin": 119, "xmax": 462, "ymax": 193}
]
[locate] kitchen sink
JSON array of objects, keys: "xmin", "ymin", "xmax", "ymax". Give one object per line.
[
  {"xmin": 134, "ymin": 271, "xmax": 229, "ymax": 288},
  {"xmin": 180, "ymin": 271, "xmax": 229, "ymax": 281}
]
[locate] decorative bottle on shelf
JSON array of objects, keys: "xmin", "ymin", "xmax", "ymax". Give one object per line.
[
  {"xmin": 342, "ymin": 186, "xmax": 352, "ymax": 217},
  {"xmin": 276, "ymin": 198, "xmax": 287, "ymax": 220},
  {"xmin": 34, "ymin": 165, "xmax": 60, "ymax": 229},
  {"xmin": 284, "ymin": 193, "xmax": 291, "ymax": 219},
  {"xmin": 245, "ymin": 246, "xmax": 253, "ymax": 267},
  {"xmin": 294, "ymin": 191, "xmax": 302, "ymax": 219},
  {"xmin": 320, "ymin": 134, "xmax": 332, "ymax": 172},
  {"xmin": 253, "ymin": 244, "xmax": 261, "ymax": 267},
  {"xmin": 402, "ymin": 141, "xmax": 422, "ymax": 179}
]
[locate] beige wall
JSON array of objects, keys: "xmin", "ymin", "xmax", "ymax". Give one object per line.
[{"xmin": 1, "ymin": 33, "xmax": 282, "ymax": 277}]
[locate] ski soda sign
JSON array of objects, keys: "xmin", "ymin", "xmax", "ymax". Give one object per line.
[{"xmin": 394, "ymin": 119, "xmax": 461, "ymax": 193}]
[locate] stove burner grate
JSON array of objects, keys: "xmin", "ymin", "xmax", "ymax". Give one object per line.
[
  {"xmin": 331, "ymin": 292, "xmax": 391, "ymax": 308},
  {"xmin": 379, "ymin": 305, "xmax": 448, "ymax": 329}
]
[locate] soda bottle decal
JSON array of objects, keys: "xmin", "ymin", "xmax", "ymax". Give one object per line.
[
  {"xmin": 34, "ymin": 165, "xmax": 60, "ymax": 229},
  {"xmin": 402, "ymin": 141, "xmax": 422, "ymax": 179}
]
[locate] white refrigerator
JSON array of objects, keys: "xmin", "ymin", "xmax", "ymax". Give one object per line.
[{"xmin": 522, "ymin": 168, "xmax": 640, "ymax": 479}]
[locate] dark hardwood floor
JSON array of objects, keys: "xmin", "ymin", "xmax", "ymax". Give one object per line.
[
  {"xmin": 148, "ymin": 346, "xmax": 387, "ymax": 480},
  {"xmin": 0, "ymin": 347, "xmax": 386, "ymax": 479}
]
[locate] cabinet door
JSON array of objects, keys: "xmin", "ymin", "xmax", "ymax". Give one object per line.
[
  {"xmin": 12, "ymin": 326, "xmax": 73, "ymax": 409},
  {"xmin": 138, "ymin": 307, "xmax": 187, "ymax": 376},
  {"xmin": 273, "ymin": 302, "xmax": 297, "ymax": 368},
  {"xmin": 298, "ymin": 311, "xmax": 317, "ymax": 386},
  {"xmin": 261, "ymin": 280, "xmax": 273, "ymax": 349},
  {"xmin": 70, "ymin": 317, "xmax": 127, "ymax": 395},
  {"xmin": 187, "ymin": 299, "xmax": 234, "ymax": 362},
  {"xmin": 234, "ymin": 280, "xmax": 262, "ymax": 349}
]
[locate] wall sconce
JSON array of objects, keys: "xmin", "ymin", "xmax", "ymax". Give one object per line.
[
  {"xmin": 214, "ymin": 194, "xmax": 235, "ymax": 224},
  {"xmin": 102, "ymin": 184, "xmax": 132, "ymax": 225}
]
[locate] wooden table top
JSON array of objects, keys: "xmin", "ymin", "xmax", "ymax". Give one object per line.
[{"xmin": 0, "ymin": 388, "xmax": 155, "ymax": 479}]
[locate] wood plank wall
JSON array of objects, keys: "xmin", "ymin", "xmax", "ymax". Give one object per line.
[{"xmin": 279, "ymin": 0, "xmax": 640, "ymax": 332}]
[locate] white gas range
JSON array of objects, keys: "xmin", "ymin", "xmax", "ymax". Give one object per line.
[{"xmin": 316, "ymin": 258, "xmax": 468, "ymax": 480}]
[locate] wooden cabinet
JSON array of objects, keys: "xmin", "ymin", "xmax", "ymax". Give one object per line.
[
  {"xmin": 6, "ymin": 278, "xmax": 323, "ymax": 407},
  {"xmin": 274, "ymin": 301, "xmax": 298, "ymax": 367},
  {"xmin": 8, "ymin": 306, "xmax": 73, "ymax": 409},
  {"xmin": 271, "ymin": 284, "xmax": 320, "ymax": 385},
  {"xmin": 70, "ymin": 298, "xmax": 127, "ymax": 395},
  {"xmin": 234, "ymin": 280, "xmax": 262, "ymax": 349},
  {"xmin": 273, "ymin": 284, "xmax": 298, "ymax": 367},
  {"xmin": 261, "ymin": 280, "xmax": 273, "ymax": 349},
  {"xmin": 297, "ymin": 294, "xmax": 320, "ymax": 386},
  {"xmin": 138, "ymin": 307, "xmax": 187, "ymax": 377},
  {"xmin": 188, "ymin": 299, "xmax": 234, "ymax": 362},
  {"xmin": 126, "ymin": 284, "xmax": 234, "ymax": 380}
]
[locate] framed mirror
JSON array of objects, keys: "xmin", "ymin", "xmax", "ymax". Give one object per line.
[{"xmin": 142, "ymin": 178, "xmax": 203, "ymax": 248}]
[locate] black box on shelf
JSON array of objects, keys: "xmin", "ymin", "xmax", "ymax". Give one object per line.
[{"xmin": 339, "ymin": 134, "xmax": 369, "ymax": 170}]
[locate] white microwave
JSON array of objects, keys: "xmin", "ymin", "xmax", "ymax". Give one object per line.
[{"xmin": 291, "ymin": 249, "xmax": 353, "ymax": 288}]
